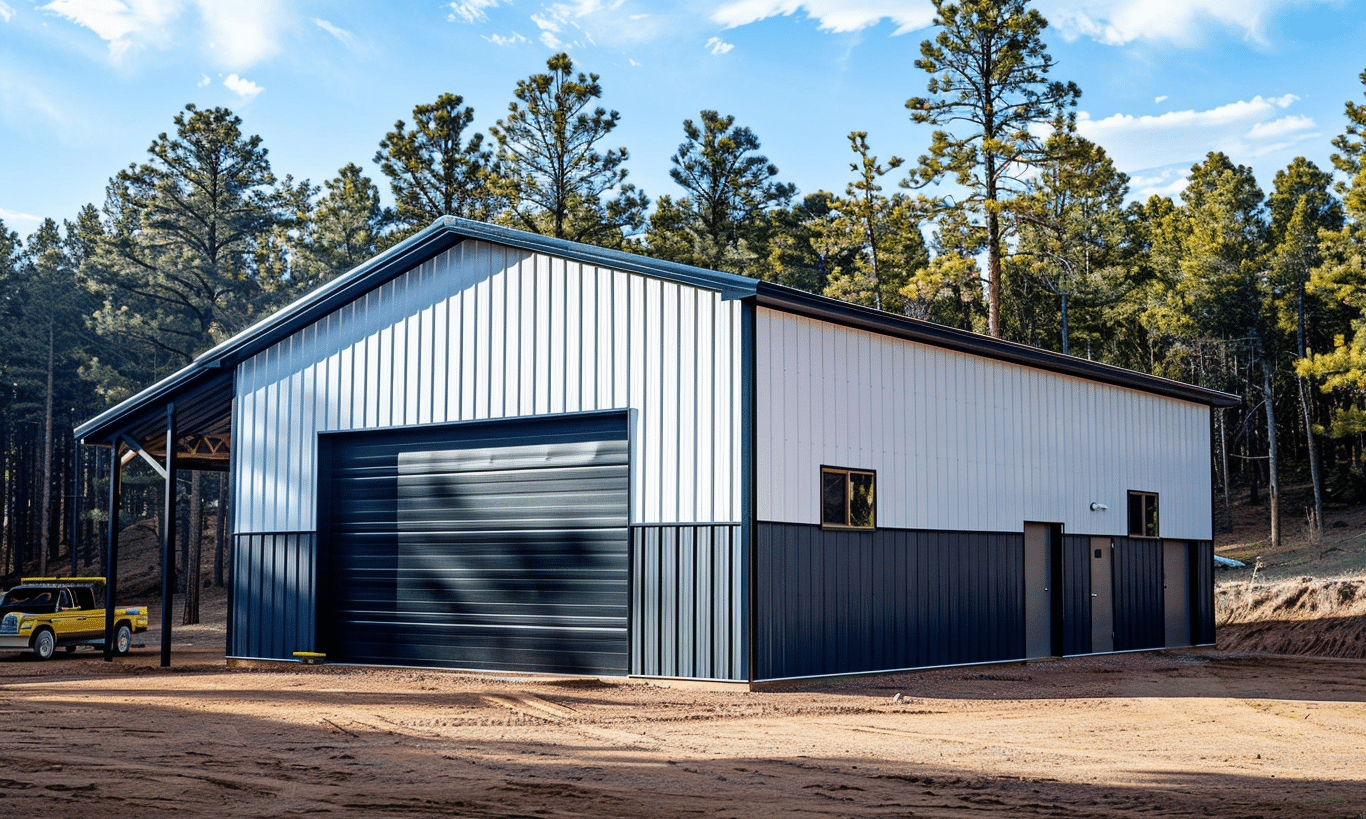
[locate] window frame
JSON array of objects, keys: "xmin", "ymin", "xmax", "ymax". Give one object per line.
[
  {"xmin": 1127, "ymin": 490, "xmax": 1159, "ymax": 538},
  {"xmin": 820, "ymin": 466, "xmax": 877, "ymax": 530}
]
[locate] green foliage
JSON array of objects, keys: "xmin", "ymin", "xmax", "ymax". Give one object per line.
[
  {"xmin": 902, "ymin": 207, "xmax": 986, "ymax": 331},
  {"xmin": 375, "ymin": 93, "xmax": 493, "ymax": 233},
  {"xmin": 1007, "ymin": 126, "xmax": 1129, "ymax": 352},
  {"xmin": 648, "ymin": 110, "xmax": 795, "ymax": 273},
  {"xmin": 907, "ymin": 0, "xmax": 1080, "ymax": 337},
  {"xmin": 1330, "ymin": 69, "xmax": 1366, "ymax": 194},
  {"xmin": 81, "ymin": 104, "xmax": 295, "ymax": 398},
  {"xmin": 489, "ymin": 52, "xmax": 647, "ymax": 246},
  {"xmin": 289, "ymin": 163, "xmax": 391, "ymax": 288},
  {"xmin": 1150, "ymin": 153, "xmax": 1267, "ymax": 344},
  {"xmin": 814, "ymin": 132, "xmax": 928, "ymax": 314}
]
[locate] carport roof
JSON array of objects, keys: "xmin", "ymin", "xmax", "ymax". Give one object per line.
[{"xmin": 76, "ymin": 216, "xmax": 1239, "ymax": 448}]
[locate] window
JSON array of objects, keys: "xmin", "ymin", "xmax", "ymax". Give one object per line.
[
  {"xmin": 821, "ymin": 467, "xmax": 876, "ymax": 529},
  {"xmin": 1128, "ymin": 491, "xmax": 1158, "ymax": 537}
]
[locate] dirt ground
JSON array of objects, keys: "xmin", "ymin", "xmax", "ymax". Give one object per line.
[{"xmin": 2, "ymin": 634, "xmax": 1365, "ymax": 818}]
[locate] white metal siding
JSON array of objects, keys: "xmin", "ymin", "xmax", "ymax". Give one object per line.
[
  {"xmin": 234, "ymin": 240, "xmax": 743, "ymax": 533},
  {"xmin": 755, "ymin": 308, "xmax": 1213, "ymax": 540}
]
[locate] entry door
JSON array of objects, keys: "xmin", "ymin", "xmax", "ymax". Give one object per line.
[
  {"xmin": 1024, "ymin": 523, "xmax": 1062, "ymax": 658},
  {"xmin": 1090, "ymin": 537, "xmax": 1114, "ymax": 653},
  {"xmin": 320, "ymin": 413, "xmax": 631, "ymax": 675},
  {"xmin": 1163, "ymin": 540, "xmax": 1191, "ymax": 647}
]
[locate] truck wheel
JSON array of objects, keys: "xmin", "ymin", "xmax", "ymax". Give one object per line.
[
  {"xmin": 32, "ymin": 629, "xmax": 55, "ymax": 660},
  {"xmin": 113, "ymin": 623, "xmax": 132, "ymax": 656}
]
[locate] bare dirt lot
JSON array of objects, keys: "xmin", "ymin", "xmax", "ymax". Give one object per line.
[{"xmin": 2, "ymin": 641, "xmax": 1364, "ymax": 818}]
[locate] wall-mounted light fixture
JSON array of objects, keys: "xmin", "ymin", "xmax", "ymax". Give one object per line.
[{"xmin": 1090, "ymin": 502, "xmax": 1108, "ymax": 511}]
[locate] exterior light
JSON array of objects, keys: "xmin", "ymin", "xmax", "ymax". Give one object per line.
[{"xmin": 1090, "ymin": 502, "xmax": 1108, "ymax": 511}]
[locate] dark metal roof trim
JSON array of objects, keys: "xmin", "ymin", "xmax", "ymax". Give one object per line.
[{"xmin": 753, "ymin": 282, "xmax": 1242, "ymax": 408}]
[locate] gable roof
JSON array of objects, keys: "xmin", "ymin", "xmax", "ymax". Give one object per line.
[{"xmin": 76, "ymin": 216, "xmax": 1238, "ymax": 444}]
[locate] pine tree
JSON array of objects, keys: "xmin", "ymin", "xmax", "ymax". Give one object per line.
[
  {"xmin": 814, "ymin": 132, "xmax": 928, "ymax": 314},
  {"xmin": 375, "ymin": 93, "xmax": 493, "ymax": 234},
  {"xmin": 648, "ymin": 110, "xmax": 795, "ymax": 272},
  {"xmin": 1267, "ymin": 159, "xmax": 1342, "ymax": 536},
  {"xmin": 1009, "ymin": 126, "xmax": 1129, "ymax": 353},
  {"xmin": 12, "ymin": 219, "xmax": 97, "ymax": 573},
  {"xmin": 83, "ymin": 104, "xmax": 295, "ymax": 389},
  {"xmin": 906, "ymin": 0, "xmax": 1080, "ymax": 338},
  {"xmin": 489, "ymin": 53, "xmax": 648, "ymax": 246}
]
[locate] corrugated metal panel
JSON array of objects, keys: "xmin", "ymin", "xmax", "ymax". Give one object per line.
[
  {"xmin": 318, "ymin": 414, "xmax": 629, "ymax": 674},
  {"xmin": 1112, "ymin": 537, "xmax": 1164, "ymax": 651},
  {"xmin": 755, "ymin": 308, "xmax": 1213, "ymax": 539},
  {"xmin": 754, "ymin": 522, "xmax": 1024, "ymax": 680},
  {"xmin": 229, "ymin": 532, "xmax": 315, "ymax": 659},
  {"xmin": 631, "ymin": 524, "xmax": 744, "ymax": 681},
  {"xmin": 1061, "ymin": 534, "xmax": 1092, "ymax": 656},
  {"xmin": 234, "ymin": 240, "xmax": 743, "ymax": 534}
]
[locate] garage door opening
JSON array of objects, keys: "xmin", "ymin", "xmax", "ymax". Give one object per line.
[{"xmin": 317, "ymin": 413, "xmax": 630, "ymax": 675}]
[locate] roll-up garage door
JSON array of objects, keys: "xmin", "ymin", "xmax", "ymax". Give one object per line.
[{"xmin": 318, "ymin": 413, "xmax": 630, "ymax": 675}]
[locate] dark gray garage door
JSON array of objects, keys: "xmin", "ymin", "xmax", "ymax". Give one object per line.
[{"xmin": 318, "ymin": 413, "xmax": 629, "ymax": 675}]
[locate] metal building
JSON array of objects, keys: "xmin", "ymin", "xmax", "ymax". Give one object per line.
[{"xmin": 76, "ymin": 217, "xmax": 1238, "ymax": 683}]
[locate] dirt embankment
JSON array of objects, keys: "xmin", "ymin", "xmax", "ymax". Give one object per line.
[{"xmin": 1217, "ymin": 574, "xmax": 1366, "ymax": 658}]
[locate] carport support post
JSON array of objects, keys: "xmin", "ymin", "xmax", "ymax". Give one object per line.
[
  {"xmin": 161, "ymin": 404, "xmax": 177, "ymax": 668},
  {"xmin": 103, "ymin": 441, "xmax": 121, "ymax": 662}
]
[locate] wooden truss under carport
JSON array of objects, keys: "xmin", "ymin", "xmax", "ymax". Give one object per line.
[{"xmin": 87, "ymin": 370, "xmax": 233, "ymax": 667}]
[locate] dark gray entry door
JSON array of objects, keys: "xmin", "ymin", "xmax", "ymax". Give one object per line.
[{"xmin": 319, "ymin": 413, "xmax": 630, "ymax": 675}]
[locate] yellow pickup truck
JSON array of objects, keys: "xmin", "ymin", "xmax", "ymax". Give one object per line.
[{"xmin": 0, "ymin": 578, "xmax": 148, "ymax": 660}]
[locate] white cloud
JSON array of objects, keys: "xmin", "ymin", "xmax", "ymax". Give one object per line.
[
  {"xmin": 40, "ymin": 0, "xmax": 284, "ymax": 67},
  {"xmin": 483, "ymin": 31, "xmax": 529, "ymax": 46},
  {"xmin": 0, "ymin": 2, "xmax": 15, "ymax": 23},
  {"xmin": 628, "ymin": 57, "xmax": 640, "ymax": 66},
  {"xmin": 312, "ymin": 18, "xmax": 355, "ymax": 48},
  {"xmin": 1077, "ymin": 94, "xmax": 1316, "ymax": 172},
  {"xmin": 1246, "ymin": 114, "xmax": 1315, "ymax": 140},
  {"xmin": 0, "ymin": 207, "xmax": 43, "ymax": 229},
  {"xmin": 709, "ymin": 0, "xmax": 1330, "ymax": 46},
  {"xmin": 531, "ymin": 12, "xmax": 561, "ymax": 31},
  {"xmin": 711, "ymin": 0, "xmax": 935, "ymax": 35},
  {"xmin": 223, "ymin": 73, "xmax": 262, "ymax": 99},
  {"xmin": 197, "ymin": 73, "xmax": 210, "ymax": 86},
  {"xmin": 705, "ymin": 36, "xmax": 734, "ymax": 54},
  {"xmin": 1129, "ymin": 166, "xmax": 1191, "ymax": 199},
  {"xmin": 1040, "ymin": 0, "xmax": 1335, "ymax": 47},
  {"xmin": 449, "ymin": 0, "xmax": 502, "ymax": 24},
  {"xmin": 519, "ymin": 1, "xmax": 654, "ymax": 49},
  {"xmin": 1154, "ymin": 95, "xmax": 1168, "ymax": 103}
]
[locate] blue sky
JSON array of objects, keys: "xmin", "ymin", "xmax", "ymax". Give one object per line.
[{"xmin": 1, "ymin": 0, "xmax": 1364, "ymax": 241}]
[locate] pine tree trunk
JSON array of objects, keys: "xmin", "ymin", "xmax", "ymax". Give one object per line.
[
  {"xmin": 1264, "ymin": 364, "xmax": 1280, "ymax": 551},
  {"xmin": 1296, "ymin": 288, "xmax": 1325, "ymax": 538},
  {"xmin": 183, "ymin": 472, "xmax": 201, "ymax": 625},
  {"xmin": 213, "ymin": 475, "xmax": 227, "ymax": 588},
  {"xmin": 39, "ymin": 327, "xmax": 54, "ymax": 575}
]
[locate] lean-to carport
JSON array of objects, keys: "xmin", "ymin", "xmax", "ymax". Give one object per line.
[
  {"xmin": 71, "ymin": 221, "xmax": 477, "ymax": 666},
  {"xmin": 75, "ymin": 370, "xmax": 232, "ymax": 666}
]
